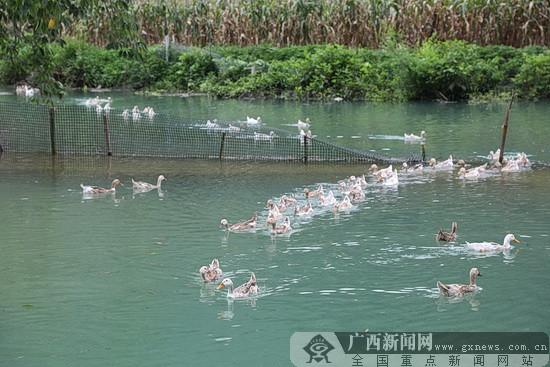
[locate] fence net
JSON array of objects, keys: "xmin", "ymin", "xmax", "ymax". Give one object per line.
[{"xmin": 0, "ymin": 101, "xmax": 421, "ymax": 164}]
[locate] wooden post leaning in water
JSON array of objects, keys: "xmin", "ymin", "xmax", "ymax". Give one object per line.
[
  {"xmin": 102, "ymin": 111, "xmax": 112, "ymax": 156},
  {"xmin": 498, "ymin": 95, "xmax": 515, "ymax": 164},
  {"xmin": 49, "ymin": 107, "xmax": 56, "ymax": 155}
]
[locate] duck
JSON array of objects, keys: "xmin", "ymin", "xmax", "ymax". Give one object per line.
[
  {"xmin": 294, "ymin": 202, "xmax": 313, "ymax": 216},
  {"xmin": 403, "ymin": 130, "xmax": 426, "ymax": 143},
  {"xmin": 228, "ymin": 124, "xmax": 241, "ymax": 132},
  {"xmin": 381, "ymin": 169, "xmax": 399, "ymax": 186},
  {"xmin": 279, "ymin": 195, "xmax": 297, "ymax": 208},
  {"xmin": 254, "ymin": 131, "xmax": 275, "ymax": 142},
  {"xmin": 220, "ymin": 212, "xmax": 257, "ymax": 232},
  {"xmin": 218, "ymin": 272, "xmax": 259, "ymax": 299},
  {"xmin": 402, "ymin": 162, "xmax": 423, "ymax": 174},
  {"xmin": 437, "ymin": 267, "xmax": 482, "ymax": 297},
  {"xmin": 199, "ymin": 258, "xmax": 223, "ymax": 282},
  {"xmin": 132, "ymin": 175, "xmax": 166, "ymax": 191},
  {"xmin": 488, "ymin": 149, "xmax": 501, "ymax": 163},
  {"xmin": 333, "ymin": 195, "xmax": 353, "ymax": 212},
  {"xmin": 319, "ymin": 190, "xmax": 337, "ymax": 207},
  {"xmin": 103, "ymin": 102, "xmax": 111, "ymax": 116},
  {"xmin": 122, "ymin": 109, "xmax": 130, "ymax": 121},
  {"xmin": 132, "ymin": 106, "xmax": 141, "ymax": 121},
  {"xmin": 84, "ymin": 96, "xmax": 100, "ymax": 107},
  {"xmin": 299, "ymin": 128, "xmax": 312, "ymax": 140},
  {"xmin": 436, "ymin": 222, "xmax": 458, "ymax": 242},
  {"xmin": 297, "ymin": 118, "xmax": 311, "ymax": 131},
  {"xmin": 429, "ymin": 155, "xmax": 454, "ymax": 170},
  {"xmin": 205, "ymin": 120, "xmax": 220, "ymax": 130},
  {"xmin": 458, "ymin": 166, "xmax": 481, "ymax": 180},
  {"xmin": 516, "ymin": 152, "xmax": 531, "ymax": 168},
  {"xmin": 304, "ymin": 185, "xmax": 323, "ymax": 199},
  {"xmin": 270, "ymin": 217, "xmax": 292, "ymax": 235},
  {"xmin": 349, "ymin": 185, "xmax": 365, "ymax": 202},
  {"xmin": 96, "ymin": 104, "xmax": 103, "ymax": 115},
  {"xmin": 501, "ymin": 159, "xmax": 520, "ymax": 172},
  {"xmin": 80, "ymin": 179, "xmax": 122, "ymax": 194},
  {"xmin": 371, "ymin": 164, "xmax": 393, "ymax": 180},
  {"xmin": 246, "ymin": 116, "xmax": 262, "ymax": 125},
  {"xmin": 465, "ymin": 233, "xmax": 521, "ymax": 252},
  {"xmin": 147, "ymin": 107, "xmax": 156, "ymax": 119}
]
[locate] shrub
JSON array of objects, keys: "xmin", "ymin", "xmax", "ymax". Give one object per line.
[{"xmin": 515, "ymin": 53, "xmax": 550, "ymax": 99}]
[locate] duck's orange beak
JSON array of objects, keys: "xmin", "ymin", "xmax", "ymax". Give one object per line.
[
  {"xmin": 217, "ymin": 283, "xmax": 225, "ymax": 289},
  {"xmin": 513, "ymin": 238, "xmax": 521, "ymax": 243}
]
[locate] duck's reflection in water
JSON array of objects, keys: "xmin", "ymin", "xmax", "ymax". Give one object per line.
[{"xmin": 435, "ymin": 292, "xmax": 481, "ymax": 312}]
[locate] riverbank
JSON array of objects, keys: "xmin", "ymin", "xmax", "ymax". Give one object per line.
[{"xmin": 1, "ymin": 39, "xmax": 549, "ymax": 102}]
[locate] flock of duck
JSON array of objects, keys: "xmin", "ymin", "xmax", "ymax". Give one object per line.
[
  {"xmin": 82, "ymin": 97, "xmax": 156, "ymax": 121},
  {"xmin": 78, "ymin": 125, "xmax": 532, "ymax": 300},
  {"xmin": 80, "ymin": 175, "xmax": 166, "ymax": 195},
  {"xmin": 199, "ymin": 142, "xmax": 531, "ymax": 299},
  {"xmin": 197, "ymin": 116, "xmax": 313, "ymax": 142}
]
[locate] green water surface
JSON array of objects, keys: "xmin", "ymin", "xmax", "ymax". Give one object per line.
[{"xmin": 1, "ymin": 93, "xmax": 549, "ymax": 367}]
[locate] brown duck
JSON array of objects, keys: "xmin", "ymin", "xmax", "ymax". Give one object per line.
[{"xmin": 437, "ymin": 222, "xmax": 458, "ymax": 242}]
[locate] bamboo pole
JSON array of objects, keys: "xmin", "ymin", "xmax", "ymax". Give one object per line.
[
  {"xmin": 421, "ymin": 143, "xmax": 426, "ymax": 162},
  {"xmin": 49, "ymin": 107, "xmax": 56, "ymax": 155},
  {"xmin": 498, "ymin": 95, "xmax": 515, "ymax": 164},
  {"xmin": 303, "ymin": 135, "xmax": 308, "ymax": 164}
]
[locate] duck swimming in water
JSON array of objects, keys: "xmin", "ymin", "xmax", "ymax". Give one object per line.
[
  {"xmin": 199, "ymin": 259, "xmax": 223, "ymax": 282},
  {"xmin": 436, "ymin": 222, "xmax": 458, "ymax": 242},
  {"xmin": 465, "ymin": 233, "xmax": 521, "ymax": 252},
  {"xmin": 270, "ymin": 217, "xmax": 292, "ymax": 235},
  {"xmin": 218, "ymin": 273, "xmax": 259, "ymax": 298},
  {"xmin": 80, "ymin": 179, "xmax": 122, "ymax": 194},
  {"xmin": 220, "ymin": 213, "xmax": 257, "ymax": 232},
  {"xmin": 132, "ymin": 175, "xmax": 166, "ymax": 192},
  {"xmin": 437, "ymin": 267, "xmax": 482, "ymax": 297}
]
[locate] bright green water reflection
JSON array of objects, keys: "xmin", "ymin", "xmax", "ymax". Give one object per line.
[{"xmin": 1, "ymin": 93, "xmax": 549, "ymax": 367}]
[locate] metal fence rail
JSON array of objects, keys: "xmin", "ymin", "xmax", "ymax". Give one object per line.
[{"xmin": 0, "ymin": 101, "xmax": 421, "ymax": 164}]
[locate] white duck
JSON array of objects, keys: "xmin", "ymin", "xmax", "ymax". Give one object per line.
[
  {"xmin": 488, "ymin": 149, "xmax": 501, "ymax": 163},
  {"xmin": 132, "ymin": 175, "xmax": 166, "ymax": 191},
  {"xmin": 429, "ymin": 155, "xmax": 454, "ymax": 170},
  {"xmin": 458, "ymin": 166, "xmax": 482, "ymax": 180},
  {"xmin": 246, "ymin": 116, "xmax": 262, "ymax": 125},
  {"xmin": 132, "ymin": 106, "xmax": 141, "ymax": 121},
  {"xmin": 403, "ymin": 130, "xmax": 426, "ymax": 143},
  {"xmin": 381, "ymin": 169, "xmax": 399, "ymax": 186},
  {"xmin": 465, "ymin": 233, "xmax": 521, "ymax": 252},
  {"xmin": 437, "ymin": 267, "xmax": 482, "ymax": 297},
  {"xmin": 218, "ymin": 273, "xmax": 259, "ymax": 298},
  {"xmin": 270, "ymin": 217, "xmax": 292, "ymax": 235},
  {"xmin": 254, "ymin": 131, "xmax": 275, "ymax": 142},
  {"xmin": 294, "ymin": 201, "xmax": 313, "ymax": 216},
  {"xmin": 319, "ymin": 190, "xmax": 337, "ymax": 207},
  {"xmin": 297, "ymin": 118, "xmax": 311, "ymax": 131},
  {"xmin": 333, "ymin": 195, "xmax": 353, "ymax": 212},
  {"xmin": 122, "ymin": 109, "xmax": 130, "ymax": 121},
  {"xmin": 80, "ymin": 179, "xmax": 122, "ymax": 194},
  {"xmin": 199, "ymin": 259, "xmax": 223, "ymax": 282}
]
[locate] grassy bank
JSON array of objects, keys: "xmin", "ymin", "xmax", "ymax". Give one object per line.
[{"xmin": 2, "ymin": 39, "xmax": 549, "ymax": 102}]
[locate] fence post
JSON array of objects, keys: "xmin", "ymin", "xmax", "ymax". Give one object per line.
[
  {"xmin": 303, "ymin": 135, "xmax": 308, "ymax": 164},
  {"xmin": 219, "ymin": 132, "xmax": 226, "ymax": 160},
  {"xmin": 49, "ymin": 107, "xmax": 56, "ymax": 155},
  {"xmin": 103, "ymin": 111, "xmax": 112, "ymax": 156}
]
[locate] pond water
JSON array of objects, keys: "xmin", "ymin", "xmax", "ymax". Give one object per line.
[{"xmin": 1, "ymin": 91, "xmax": 549, "ymax": 367}]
